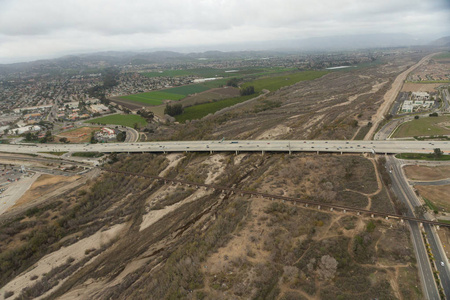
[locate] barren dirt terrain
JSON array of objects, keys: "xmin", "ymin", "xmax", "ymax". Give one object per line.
[
  {"xmin": 56, "ymin": 127, "xmax": 101, "ymax": 143},
  {"xmin": 401, "ymin": 82, "xmax": 443, "ymax": 93},
  {"xmin": 404, "ymin": 165, "xmax": 450, "ymax": 181},
  {"xmin": 0, "ymin": 152, "xmax": 421, "ymax": 300},
  {"xmin": 0, "ymin": 51, "xmax": 434, "ymax": 300},
  {"xmin": 12, "ymin": 174, "xmax": 82, "ymax": 208},
  {"xmin": 415, "ymin": 185, "xmax": 450, "ymax": 212}
]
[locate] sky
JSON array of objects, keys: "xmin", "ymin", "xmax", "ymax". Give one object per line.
[{"xmin": 0, "ymin": 0, "xmax": 449, "ymax": 64}]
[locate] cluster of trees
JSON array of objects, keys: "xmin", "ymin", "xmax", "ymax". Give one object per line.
[
  {"xmin": 240, "ymin": 86, "xmax": 255, "ymax": 96},
  {"xmin": 116, "ymin": 131, "xmax": 126, "ymax": 142},
  {"xmin": 164, "ymin": 103, "xmax": 183, "ymax": 116},
  {"xmin": 137, "ymin": 109, "xmax": 154, "ymax": 121},
  {"xmin": 24, "ymin": 130, "xmax": 53, "ymax": 143},
  {"xmin": 226, "ymin": 77, "xmax": 239, "ymax": 87}
]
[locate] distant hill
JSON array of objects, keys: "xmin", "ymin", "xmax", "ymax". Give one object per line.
[{"xmin": 429, "ymin": 36, "xmax": 450, "ymax": 47}]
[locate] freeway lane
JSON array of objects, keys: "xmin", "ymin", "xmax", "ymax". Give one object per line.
[
  {"xmin": 388, "ymin": 156, "xmax": 450, "ymax": 298},
  {"xmin": 1, "ymin": 140, "xmax": 450, "ymax": 156},
  {"xmin": 387, "ymin": 156, "xmax": 440, "ymax": 299}
]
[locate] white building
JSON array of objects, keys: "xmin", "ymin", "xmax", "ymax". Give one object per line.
[
  {"xmin": 401, "ymin": 100, "xmax": 414, "ymax": 113},
  {"xmin": 14, "ymin": 125, "xmax": 42, "ymax": 134},
  {"xmin": 412, "ymin": 92, "xmax": 430, "ymax": 101}
]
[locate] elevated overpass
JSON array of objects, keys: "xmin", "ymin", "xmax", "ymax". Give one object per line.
[{"xmin": 2, "ymin": 140, "xmax": 450, "ymax": 156}]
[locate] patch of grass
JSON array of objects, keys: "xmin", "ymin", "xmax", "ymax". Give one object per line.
[
  {"xmin": 85, "ymin": 114, "xmax": 147, "ymax": 127},
  {"xmin": 241, "ymin": 70, "xmax": 328, "ymax": 92},
  {"xmin": 437, "ymin": 219, "xmax": 450, "ymax": 225},
  {"xmin": 162, "ymin": 85, "xmax": 211, "ymax": 96},
  {"xmin": 119, "ymin": 91, "xmax": 184, "ymax": 105},
  {"xmin": 72, "ymin": 152, "xmax": 104, "ymax": 158},
  {"xmin": 423, "ymin": 197, "xmax": 439, "ymax": 211},
  {"xmin": 393, "ymin": 116, "xmax": 450, "ymax": 138},
  {"xmin": 119, "ymin": 85, "xmax": 211, "ymax": 106},
  {"xmin": 38, "ymin": 152, "xmax": 68, "ymax": 156},
  {"xmin": 141, "ymin": 67, "xmax": 293, "ymax": 79},
  {"xmin": 395, "ymin": 153, "xmax": 450, "ymax": 161},
  {"xmin": 433, "ymin": 52, "xmax": 450, "ymax": 60},
  {"xmin": 175, "ymin": 94, "xmax": 257, "ymax": 122}
]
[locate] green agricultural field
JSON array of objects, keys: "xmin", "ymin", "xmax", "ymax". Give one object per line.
[
  {"xmin": 119, "ymin": 91, "xmax": 184, "ymax": 106},
  {"xmin": 392, "ymin": 116, "xmax": 450, "ymax": 138},
  {"xmin": 163, "ymin": 85, "xmax": 210, "ymax": 95},
  {"xmin": 175, "ymin": 94, "xmax": 256, "ymax": 122},
  {"xmin": 85, "ymin": 114, "xmax": 147, "ymax": 127},
  {"xmin": 433, "ymin": 52, "xmax": 450, "ymax": 60},
  {"xmin": 241, "ymin": 70, "xmax": 328, "ymax": 92},
  {"xmin": 141, "ymin": 67, "xmax": 289, "ymax": 79},
  {"xmin": 119, "ymin": 84, "xmax": 212, "ymax": 106}
]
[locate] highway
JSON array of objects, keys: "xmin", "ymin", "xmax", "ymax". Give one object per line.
[
  {"xmin": 387, "ymin": 156, "xmax": 449, "ymax": 299},
  {"xmin": 1, "ymin": 140, "xmax": 450, "ymax": 156}
]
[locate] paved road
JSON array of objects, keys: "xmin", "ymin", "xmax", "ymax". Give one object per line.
[
  {"xmin": 388, "ymin": 156, "xmax": 450, "ymax": 298},
  {"xmin": 386, "ymin": 156, "xmax": 440, "ymax": 299},
  {"xmin": 0, "ymin": 172, "xmax": 40, "ymax": 215},
  {"xmin": 1, "ymin": 140, "xmax": 450, "ymax": 156},
  {"xmin": 409, "ymin": 178, "xmax": 450, "ymax": 186}
]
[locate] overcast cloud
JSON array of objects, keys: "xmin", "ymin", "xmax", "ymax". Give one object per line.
[{"xmin": 0, "ymin": 0, "xmax": 449, "ymax": 63}]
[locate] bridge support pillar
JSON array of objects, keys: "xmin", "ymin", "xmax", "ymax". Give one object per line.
[
  {"xmin": 437, "ymin": 225, "xmax": 440, "ymax": 230},
  {"xmin": 236, "ymin": 150, "xmax": 238, "ymax": 155},
  {"xmin": 318, "ymin": 205, "xmax": 321, "ymax": 210},
  {"xmin": 343, "ymin": 209, "xmax": 346, "ymax": 213},
  {"xmin": 340, "ymin": 151, "xmax": 343, "ymax": 155},
  {"xmin": 262, "ymin": 150, "xmax": 265, "ymax": 155},
  {"xmin": 357, "ymin": 212, "xmax": 360, "ymax": 216},
  {"xmin": 420, "ymin": 222, "xmax": 423, "ymax": 228},
  {"xmin": 317, "ymin": 151, "xmax": 319, "ymax": 154},
  {"xmin": 330, "ymin": 207, "xmax": 333, "ymax": 212},
  {"xmin": 305, "ymin": 204, "xmax": 308, "ymax": 207},
  {"xmin": 210, "ymin": 150, "xmax": 213, "ymax": 155},
  {"xmin": 400, "ymin": 219, "xmax": 404, "ymax": 224},
  {"xmin": 371, "ymin": 214, "xmax": 374, "ymax": 218},
  {"xmin": 385, "ymin": 216, "xmax": 389, "ymax": 220},
  {"xmin": 289, "ymin": 150, "xmax": 292, "ymax": 155}
]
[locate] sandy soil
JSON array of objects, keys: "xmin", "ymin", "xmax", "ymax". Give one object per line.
[
  {"xmin": 256, "ymin": 124, "xmax": 291, "ymax": 139},
  {"xmin": 56, "ymin": 127, "xmax": 101, "ymax": 143},
  {"xmin": 139, "ymin": 187, "xmax": 213, "ymax": 232},
  {"xmin": 437, "ymin": 229, "xmax": 450, "ymax": 260},
  {"xmin": 204, "ymin": 197, "xmax": 271, "ymax": 275},
  {"xmin": 0, "ymin": 223, "xmax": 126, "ymax": 300},
  {"xmin": 12, "ymin": 174, "xmax": 81, "ymax": 208},
  {"xmin": 404, "ymin": 165, "xmax": 450, "ymax": 181},
  {"xmin": 159, "ymin": 153, "xmax": 185, "ymax": 177},
  {"xmin": 415, "ymin": 185, "xmax": 450, "ymax": 211},
  {"xmin": 365, "ymin": 52, "xmax": 439, "ymax": 140},
  {"xmin": 401, "ymin": 82, "xmax": 443, "ymax": 92},
  {"xmin": 140, "ymin": 154, "xmax": 226, "ymax": 231},
  {"xmin": 317, "ymin": 80, "xmax": 388, "ymax": 113}
]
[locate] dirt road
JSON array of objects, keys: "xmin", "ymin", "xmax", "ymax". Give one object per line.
[{"xmin": 364, "ymin": 52, "xmax": 439, "ymax": 140}]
